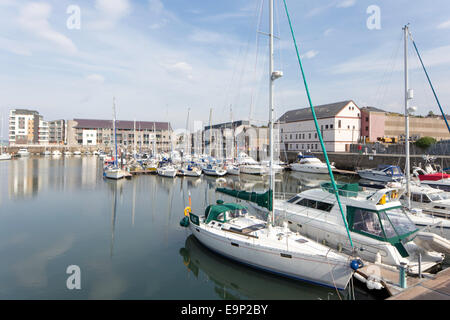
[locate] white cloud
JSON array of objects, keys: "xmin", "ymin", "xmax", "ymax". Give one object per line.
[
  {"xmin": 301, "ymin": 50, "xmax": 319, "ymax": 59},
  {"xmin": 437, "ymin": 20, "xmax": 450, "ymax": 29},
  {"xmin": 324, "ymin": 28, "xmax": 334, "ymax": 36},
  {"xmin": 336, "ymin": 0, "xmax": 356, "ymax": 8},
  {"xmin": 18, "ymin": 2, "xmax": 77, "ymax": 54},
  {"xmin": 163, "ymin": 62, "xmax": 193, "ymax": 80},
  {"xmin": 89, "ymin": 0, "xmax": 131, "ymax": 30},
  {"xmin": 147, "ymin": 0, "xmax": 176, "ymax": 29}
]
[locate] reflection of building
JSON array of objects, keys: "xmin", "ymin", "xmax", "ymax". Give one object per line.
[
  {"xmin": 8, "ymin": 109, "xmax": 49, "ymax": 145},
  {"xmin": 361, "ymin": 107, "xmax": 450, "ymax": 142},
  {"xmin": 48, "ymin": 119, "xmax": 66, "ymax": 144},
  {"xmin": 277, "ymin": 100, "xmax": 361, "ymax": 153},
  {"xmin": 66, "ymin": 119, "xmax": 172, "ymax": 151}
]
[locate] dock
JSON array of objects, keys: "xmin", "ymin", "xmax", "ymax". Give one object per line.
[{"xmin": 387, "ymin": 267, "xmax": 450, "ymax": 300}]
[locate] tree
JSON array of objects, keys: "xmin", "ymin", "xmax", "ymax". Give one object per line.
[
  {"xmin": 427, "ymin": 110, "xmax": 435, "ymax": 117},
  {"xmin": 414, "ymin": 136, "xmax": 437, "ymax": 149}
]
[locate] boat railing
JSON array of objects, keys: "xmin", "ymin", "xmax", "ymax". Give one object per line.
[
  {"xmin": 320, "ymin": 183, "xmax": 359, "ymax": 198},
  {"xmin": 274, "ymin": 192, "xmax": 298, "ymax": 200}
]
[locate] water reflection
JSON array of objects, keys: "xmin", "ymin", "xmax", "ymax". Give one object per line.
[
  {"xmin": 179, "ymin": 235, "xmax": 343, "ymax": 300},
  {"xmin": 7, "ymin": 156, "xmax": 101, "ymax": 199}
]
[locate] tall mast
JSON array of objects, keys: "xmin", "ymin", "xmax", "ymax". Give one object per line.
[
  {"xmin": 153, "ymin": 122, "xmax": 156, "ymax": 156},
  {"xmin": 209, "ymin": 108, "xmax": 213, "ymax": 157},
  {"xmin": 404, "ymin": 24, "xmax": 411, "ymax": 209},
  {"xmin": 268, "ymin": 0, "xmax": 275, "ymax": 225},
  {"xmin": 186, "ymin": 107, "xmax": 190, "ymax": 158},
  {"xmin": 113, "ymin": 97, "xmax": 118, "ymax": 167},
  {"xmin": 133, "ymin": 118, "xmax": 137, "ymax": 158}
]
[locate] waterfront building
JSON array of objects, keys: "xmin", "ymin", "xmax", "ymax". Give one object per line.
[
  {"xmin": 66, "ymin": 119, "xmax": 172, "ymax": 152},
  {"xmin": 8, "ymin": 109, "xmax": 49, "ymax": 145},
  {"xmin": 48, "ymin": 120, "xmax": 66, "ymax": 145},
  {"xmin": 361, "ymin": 107, "xmax": 450, "ymax": 142},
  {"xmin": 277, "ymin": 100, "xmax": 362, "ymax": 153}
]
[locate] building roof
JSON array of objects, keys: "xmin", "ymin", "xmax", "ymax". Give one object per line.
[
  {"xmin": 73, "ymin": 119, "xmax": 172, "ymax": 131},
  {"xmin": 277, "ymin": 100, "xmax": 355, "ymax": 123},
  {"xmin": 361, "ymin": 106, "xmax": 386, "ymax": 113},
  {"xmin": 11, "ymin": 109, "xmax": 40, "ymax": 115}
]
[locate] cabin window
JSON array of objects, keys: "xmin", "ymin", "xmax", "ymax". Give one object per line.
[
  {"xmin": 217, "ymin": 213, "xmax": 225, "ymax": 222},
  {"xmin": 297, "ymin": 198, "xmax": 333, "ymax": 212},
  {"xmin": 412, "ymin": 193, "xmax": 421, "ymax": 202},
  {"xmin": 384, "ymin": 208, "xmax": 417, "ymax": 236},
  {"xmin": 352, "ymin": 209, "xmax": 383, "ymax": 237},
  {"xmin": 378, "ymin": 211, "xmax": 397, "ymax": 238},
  {"xmin": 287, "ymin": 196, "xmax": 300, "ymax": 203}
]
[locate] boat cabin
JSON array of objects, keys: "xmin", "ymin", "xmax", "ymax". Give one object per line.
[
  {"xmin": 377, "ymin": 165, "xmax": 404, "ymax": 178},
  {"xmin": 204, "ymin": 201, "xmax": 249, "ymax": 224}
]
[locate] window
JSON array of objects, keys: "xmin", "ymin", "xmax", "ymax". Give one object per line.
[
  {"xmin": 315, "ymin": 133, "xmax": 317, "ymax": 138},
  {"xmin": 325, "ymin": 125, "xmax": 329, "ymax": 129},
  {"xmin": 297, "ymin": 198, "xmax": 333, "ymax": 212},
  {"xmin": 302, "ymin": 134, "xmax": 305, "ymax": 139},
  {"xmin": 366, "ymin": 117, "xmax": 369, "ymax": 122},
  {"xmin": 378, "ymin": 211, "xmax": 397, "ymax": 238},
  {"xmin": 338, "ymin": 120, "xmax": 341, "ymax": 128},
  {"xmin": 309, "ymin": 133, "xmax": 311, "ymax": 139},
  {"xmin": 287, "ymin": 196, "xmax": 300, "ymax": 203},
  {"xmin": 352, "ymin": 209, "xmax": 383, "ymax": 237},
  {"xmin": 290, "ymin": 134, "xmax": 292, "ymax": 139},
  {"xmin": 347, "ymin": 125, "xmax": 350, "ymax": 129},
  {"xmin": 315, "ymin": 144, "xmax": 318, "ymax": 149},
  {"xmin": 330, "ymin": 124, "xmax": 333, "ymax": 129},
  {"xmin": 365, "ymin": 126, "xmax": 369, "ymax": 131},
  {"xmin": 302, "ymin": 144, "xmax": 304, "ymax": 149},
  {"xmin": 412, "ymin": 193, "xmax": 421, "ymax": 202}
]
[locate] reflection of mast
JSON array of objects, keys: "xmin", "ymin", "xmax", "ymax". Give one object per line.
[
  {"xmin": 132, "ymin": 177, "xmax": 137, "ymax": 226},
  {"xmin": 110, "ymin": 182, "xmax": 118, "ymax": 258}
]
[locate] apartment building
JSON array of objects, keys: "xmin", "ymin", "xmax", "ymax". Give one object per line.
[{"xmin": 9, "ymin": 109, "xmax": 49, "ymax": 145}]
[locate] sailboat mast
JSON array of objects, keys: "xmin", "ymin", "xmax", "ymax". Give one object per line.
[
  {"xmin": 209, "ymin": 108, "xmax": 212, "ymax": 158},
  {"xmin": 186, "ymin": 107, "xmax": 190, "ymax": 158},
  {"xmin": 268, "ymin": 0, "xmax": 275, "ymax": 225},
  {"xmin": 404, "ymin": 24, "xmax": 411, "ymax": 209},
  {"xmin": 113, "ymin": 97, "xmax": 118, "ymax": 167},
  {"xmin": 133, "ymin": 118, "xmax": 137, "ymax": 158}
]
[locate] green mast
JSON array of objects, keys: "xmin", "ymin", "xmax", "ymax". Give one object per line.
[{"xmin": 282, "ymin": 0, "xmax": 354, "ymax": 248}]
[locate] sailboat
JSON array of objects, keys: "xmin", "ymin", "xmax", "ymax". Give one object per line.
[
  {"xmin": 180, "ymin": 0, "xmax": 357, "ymax": 291},
  {"xmin": 104, "ymin": 98, "xmax": 125, "ymax": 180}
]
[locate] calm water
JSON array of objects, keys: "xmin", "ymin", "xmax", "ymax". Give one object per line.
[{"xmin": 0, "ymin": 156, "xmax": 367, "ymax": 300}]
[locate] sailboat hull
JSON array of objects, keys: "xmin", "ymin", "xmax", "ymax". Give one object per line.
[{"xmin": 189, "ymin": 223, "xmax": 353, "ymax": 290}]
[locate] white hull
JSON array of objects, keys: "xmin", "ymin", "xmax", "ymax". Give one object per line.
[
  {"xmin": 420, "ymin": 180, "xmax": 450, "ymax": 192},
  {"xmin": 189, "ymin": 222, "xmax": 354, "ymax": 290},
  {"xmin": 0, "ymin": 153, "xmax": 11, "ymax": 160},
  {"xmin": 157, "ymin": 167, "xmax": 177, "ymax": 178},
  {"xmin": 290, "ymin": 163, "xmax": 333, "ymax": 174},
  {"xmin": 357, "ymin": 170, "xmax": 401, "ymax": 182},
  {"xmin": 240, "ymin": 165, "xmax": 265, "ymax": 175},
  {"xmin": 104, "ymin": 168, "xmax": 125, "ymax": 180},
  {"xmin": 226, "ymin": 166, "xmax": 240, "ymax": 175},
  {"xmin": 18, "ymin": 151, "xmax": 30, "ymax": 157},
  {"xmin": 182, "ymin": 168, "xmax": 202, "ymax": 177},
  {"xmin": 203, "ymin": 168, "xmax": 227, "ymax": 176}
]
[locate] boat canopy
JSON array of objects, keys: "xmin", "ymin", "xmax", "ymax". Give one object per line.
[
  {"xmin": 321, "ymin": 183, "xmax": 359, "ymax": 197},
  {"xmin": 216, "ymin": 188, "xmax": 273, "ymax": 211},
  {"xmin": 377, "ymin": 165, "xmax": 403, "ymax": 176},
  {"xmin": 204, "ymin": 201, "xmax": 248, "ymax": 224}
]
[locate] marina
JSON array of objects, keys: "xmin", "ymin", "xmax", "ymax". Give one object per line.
[{"xmin": 0, "ymin": 0, "xmax": 449, "ymax": 305}]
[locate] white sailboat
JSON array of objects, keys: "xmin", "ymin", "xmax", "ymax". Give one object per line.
[
  {"xmin": 104, "ymin": 98, "xmax": 125, "ymax": 180},
  {"xmin": 237, "ymin": 153, "xmax": 265, "ymax": 175},
  {"xmin": 181, "ymin": 1, "xmax": 357, "ymax": 291}
]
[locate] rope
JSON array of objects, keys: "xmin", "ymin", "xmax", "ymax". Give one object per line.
[{"xmin": 281, "ymin": 0, "xmax": 354, "ymax": 248}]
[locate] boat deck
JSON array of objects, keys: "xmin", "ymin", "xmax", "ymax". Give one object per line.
[{"xmin": 387, "ymin": 267, "xmax": 450, "ymax": 300}]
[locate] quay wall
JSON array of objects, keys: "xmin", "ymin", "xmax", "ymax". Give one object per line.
[{"xmin": 281, "ymin": 151, "xmax": 450, "ymax": 171}]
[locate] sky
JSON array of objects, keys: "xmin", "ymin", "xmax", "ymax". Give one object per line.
[{"xmin": 1, "ymin": 0, "xmax": 450, "ymax": 135}]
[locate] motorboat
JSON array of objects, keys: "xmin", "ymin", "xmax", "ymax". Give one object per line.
[
  {"xmin": 52, "ymin": 150, "xmax": 62, "ymax": 156},
  {"xmin": 64, "ymin": 150, "xmax": 72, "ymax": 156},
  {"xmin": 43, "ymin": 150, "xmax": 51, "ymax": 156},
  {"xmin": 18, "ymin": 148, "xmax": 30, "ymax": 157},
  {"xmin": 401, "ymin": 184, "xmax": 450, "ymax": 219},
  {"xmin": 180, "ymin": 200, "xmax": 356, "ymax": 290},
  {"xmin": 357, "ymin": 165, "xmax": 404, "ymax": 183},
  {"xmin": 237, "ymin": 153, "xmax": 265, "ymax": 175},
  {"xmin": 73, "ymin": 150, "xmax": 81, "ymax": 156},
  {"xmin": 269, "ymin": 183, "xmax": 446, "ymax": 273},
  {"xmin": 202, "ymin": 164, "xmax": 227, "ymax": 177},
  {"xmin": 290, "ymin": 154, "xmax": 334, "ymax": 174},
  {"xmin": 261, "ymin": 160, "xmax": 284, "ymax": 174},
  {"xmin": 413, "ymin": 167, "xmax": 450, "ymax": 192}
]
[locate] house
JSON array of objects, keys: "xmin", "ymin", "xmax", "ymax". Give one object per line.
[{"xmin": 277, "ymin": 100, "xmax": 361, "ymax": 152}]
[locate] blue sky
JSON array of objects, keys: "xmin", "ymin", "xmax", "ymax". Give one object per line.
[{"xmin": 1, "ymin": 0, "xmax": 450, "ymax": 133}]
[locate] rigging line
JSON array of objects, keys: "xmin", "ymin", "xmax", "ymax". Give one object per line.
[
  {"xmin": 410, "ymin": 33, "xmax": 450, "ymax": 134},
  {"xmin": 376, "ymin": 32, "xmax": 404, "ymax": 108},
  {"xmin": 249, "ymin": 0, "xmax": 265, "ymax": 123},
  {"xmin": 282, "ymin": 0, "xmax": 354, "ymax": 249},
  {"xmin": 373, "ymin": 32, "xmax": 403, "ymax": 107}
]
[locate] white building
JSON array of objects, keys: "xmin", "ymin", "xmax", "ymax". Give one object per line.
[
  {"xmin": 277, "ymin": 100, "xmax": 361, "ymax": 153},
  {"xmin": 9, "ymin": 109, "xmax": 40, "ymax": 145}
]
